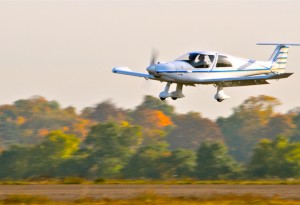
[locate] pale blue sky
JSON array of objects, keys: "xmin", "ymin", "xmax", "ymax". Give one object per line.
[{"xmin": 0, "ymin": 0, "xmax": 299, "ymax": 119}]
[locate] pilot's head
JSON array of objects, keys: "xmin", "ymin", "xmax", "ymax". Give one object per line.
[{"xmin": 198, "ymin": 54, "xmax": 205, "ymax": 61}]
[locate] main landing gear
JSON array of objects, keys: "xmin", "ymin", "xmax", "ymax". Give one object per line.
[
  {"xmin": 214, "ymin": 86, "xmax": 230, "ymax": 102},
  {"xmin": 158, "ymin": 83, "xmax": 230, "ymax": 102},
  {"xmin": 159, "ymin": 82, "xmax": 185, "ymax": 101}
]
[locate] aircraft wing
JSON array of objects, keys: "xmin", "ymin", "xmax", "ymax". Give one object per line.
[
  {"xmin": 112, "ymin": 67, "xmax": 155, "ymax": 79},
  {"xmin": 199, "ymin": 73, "xmax": 293, "ymax": 86}
]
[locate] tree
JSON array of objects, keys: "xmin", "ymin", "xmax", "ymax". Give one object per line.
[
  {"xmin": 135, "ymin": 95, "xmax": 175, "ymax": 116},
  {"xmin": 247, "ymin": 136, "xmax": 300, "ymax": 178},
  {"xmin": 0, "ymin": 96, "xmax": 91, "ymax": 148},
  {"xmin": 217, "ymin": 95, "xmax": 281, "ymax": 162},
  {"xmin": 131, "ymin": 108, "xmax": 173, "ymax": 145},
  {"xmin": 84, "ymin": 121, "xmax": 142, "ymax": 178},
  {"xmin": 122, "ymin": 142, "xmax": 170, "ymax": 179},
  {"xmin": 81, "ymin": 100, "xmax": 128, "ymax": 123},
  {"xmin": 263, "ymin": 114, "xmax": 296, "ymax": 139},
  {"xmin": 28, "ymin": 130, "xmax": 80, "ymax": 178},
  {"xmin": 163, "ymin": 149, "xmax": 196, "ymax": 178},
  {"xmin": 0, "ymin": 145, "xmax": 31, "ymax": 179},
  {"xmin": 196, "ymin": 142, "xmax": 241, "ymax": 179},
  {"xmin": 291, "ymin": 113, "xmax": 300, "ymax": 141},
  {"xmin": 166, "ymin": 112, "xmax": 224, "ymax": 150},
  {"xmin": 0, "ymin": 130, "xmax": 80, "ymax": 179}
]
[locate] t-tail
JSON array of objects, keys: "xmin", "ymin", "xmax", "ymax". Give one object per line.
[{"xmin": 257, "ymin": 43, "xmax": 300, "ymax": 73}]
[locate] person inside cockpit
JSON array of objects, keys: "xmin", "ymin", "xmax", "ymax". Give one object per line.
[{"xmin": 194, "ymin": 54, "xmax": 208, "ymax": 68}]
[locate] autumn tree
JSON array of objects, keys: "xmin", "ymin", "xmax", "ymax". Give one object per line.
[
  {"xmin": 130, "ymin": 96, "xmax": 174, "ymax": 145},
  {"xmin": 135, "ymin": 95, "xmax": 175, "ymax": 116},
  {"xmin": 0, "ymin": 96, "xmax": 91, "ymax": 148}
]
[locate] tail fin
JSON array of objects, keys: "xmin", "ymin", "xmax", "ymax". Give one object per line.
[{"xmin": 257, "ymin": 43, "xmax": 300, "ymax": 70}]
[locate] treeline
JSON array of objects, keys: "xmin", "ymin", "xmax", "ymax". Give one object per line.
[{"xmin": 0, "ymin": 95, "xmax": 300, "ymax": 180}]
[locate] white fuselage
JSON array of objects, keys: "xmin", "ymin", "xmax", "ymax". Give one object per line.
[{"xmin": 154, "ymin": 51, "xmax": 284, "ymax": 84}]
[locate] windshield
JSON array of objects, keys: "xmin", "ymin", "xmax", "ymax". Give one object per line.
[{"xmin": 175, "ymin": 53, "xmax": 215, "ymax": 68}]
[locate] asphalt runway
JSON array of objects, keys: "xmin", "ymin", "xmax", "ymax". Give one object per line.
[{"xmin": 0, "ymin": 184, "xmax": 300, "ymax": 200}]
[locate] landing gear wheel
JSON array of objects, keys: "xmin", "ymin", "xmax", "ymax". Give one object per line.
[
  {"xmin": 160, "ymin": 97, "xmax": 166, "ymax": 101},
  {"xmin": 171, "ymin": 97, "xmax": 177, "ymax": 100},
  {"xmin": 217, "ymin": 99, "xmax": 223, "ymax": 102}
]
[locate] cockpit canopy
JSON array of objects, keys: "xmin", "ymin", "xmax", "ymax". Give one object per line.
[
  {"xmin": 175, "ymin": 52, "xmax": 215, "ymax": 68},
  {"xmin": 176, "ymin": 52, "xmax": 233, "ymax": 68}
]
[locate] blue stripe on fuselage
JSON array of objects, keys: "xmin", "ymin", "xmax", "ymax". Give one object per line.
[{"xmin": 157, "ymin": 68, "xmax": 270, "ymax": 73}]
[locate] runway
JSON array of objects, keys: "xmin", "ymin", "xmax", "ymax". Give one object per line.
[{"xmin": 1, "ymin": 184, "xmax": 300, "ymax": 200}]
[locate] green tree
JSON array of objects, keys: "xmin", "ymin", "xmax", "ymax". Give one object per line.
[
  {"xmin": 0, "ymin": 145, "xmax": 31, "ymax": 179},
  {"xmin": 122, "ymin": 142, "xmax": 170, "ymax": 179},
  {"xmin": 84, "ymin": 121, "xmax": 142, "ymax": 178},
  {"xmin": 217, "ymin": 95, "xmax": 281, "ymax": 162},
  {"xmin": 196, "ymin": 142, "xmax": 241, "ymax": 179},
  {"xmin": 247, "ymin": 136, "xmax": 300, "ymax": 178},
  {"xmin": 163, "ymin": 149, "xmax": 196, "ymax": 178},
  {"xmin": 29, "ymin": 130, "xmax": 80, "ymax": 178}
]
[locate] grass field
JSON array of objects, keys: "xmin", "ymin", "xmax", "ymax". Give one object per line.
[{"xmin": 1, "ymin": 193, "xmax": 300, "ymax": 205}]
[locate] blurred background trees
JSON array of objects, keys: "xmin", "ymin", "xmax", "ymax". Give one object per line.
[{"xmin": 1, "ymin": 94, "xmax": 300, "ymax": 180}]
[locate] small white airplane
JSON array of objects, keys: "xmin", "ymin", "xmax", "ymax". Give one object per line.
[{"xmin": 112, "ymin": 43, "xmax": 299, "ymax": 102}]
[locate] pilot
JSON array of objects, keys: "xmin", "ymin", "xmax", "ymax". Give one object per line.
[{"xmin": 195, "ymin": 54, "xmax": 208, "ymax": 68}]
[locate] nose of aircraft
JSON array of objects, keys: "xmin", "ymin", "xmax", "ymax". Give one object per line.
[
  {"xmin": 146, "ymin": 65, "xmax": 156, "ymax": 75},
  {"xmin": 147, "ymin": 62, "xmax": 174, "ymax": 77}
]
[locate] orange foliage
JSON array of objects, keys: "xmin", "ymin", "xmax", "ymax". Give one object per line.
[
  {"xmin": 16, "ymin": 116, "xmax": 26, "ymax": 125},
  {"xmin": 73, "ymin": 118, "xmax": 91, "ymax": 138},
  {"xmin": 62, "ymin": 126, "xmax": 69, "ymax": 132},
  {"xmin": 38, "ymin": 129, "xmax": 49, "ymax": 137},
  {"xmin": 144, "ymin": 110, "xmax": 173, "ymax": 129}
]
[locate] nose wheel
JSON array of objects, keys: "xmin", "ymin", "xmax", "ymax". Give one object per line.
[{"xmin": 159, "ymin": 83, "xmax": 184, "ymax": 100}]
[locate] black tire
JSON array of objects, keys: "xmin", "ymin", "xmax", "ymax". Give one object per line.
[
  {"xmin": 172, "ymin": 97, "xmax": 177, "ymax": 100},
  {"xmin": 160, "ymin": 97, "xmax": 166, "ymax": 101}
]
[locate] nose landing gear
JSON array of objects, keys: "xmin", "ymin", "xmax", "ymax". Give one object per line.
[{"xmin": 159, "ymin": 83, "xmax": 185, "ymax": 100}]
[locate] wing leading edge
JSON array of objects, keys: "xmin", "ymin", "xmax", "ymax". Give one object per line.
[{"xmin": 112, "ymin": 67, "xmax": 155, "ymax": 79}]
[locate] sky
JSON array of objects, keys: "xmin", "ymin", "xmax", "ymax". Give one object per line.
[{"xmin": 0, "ymin": 0, "xmax": 300, "ymax": 120}]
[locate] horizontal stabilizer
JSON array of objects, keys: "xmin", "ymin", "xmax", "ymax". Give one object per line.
[
  {"xmin": 112, "ymin": 67, "xmax": 155, "ymax": 79},
  {"xmin": 257, "ymin": 43, "xmax": 300, "ymax": 46}
]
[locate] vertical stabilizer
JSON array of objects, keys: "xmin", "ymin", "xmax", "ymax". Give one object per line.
[{"xmin": 257, "ymin": 43, "xmax": 300, "ymax": 71}]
